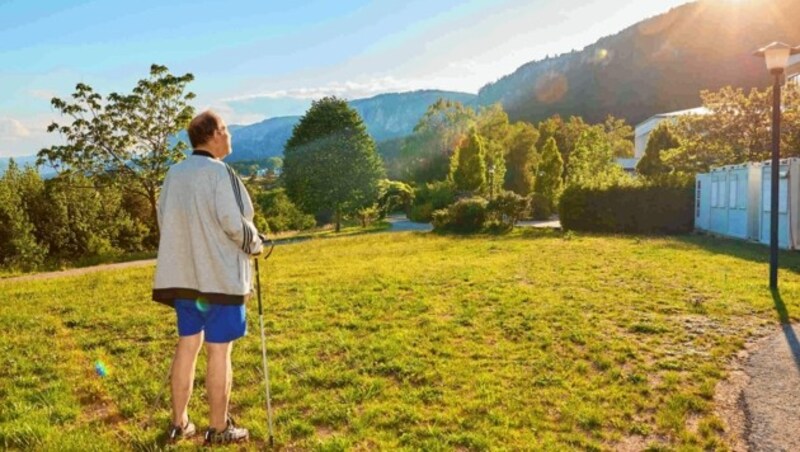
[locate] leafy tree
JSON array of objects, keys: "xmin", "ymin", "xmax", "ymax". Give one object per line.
[
  {"xmin": 567, "ymin": 127, "xmax": 620, "ymax": 187},
  {"xmin": 449, "ymin": 128, "xmax": 487, "ymax": 193},
  {"xmin": 37, "ymin": 64, "xmax": 195, "ymax": 239},
  {"xmin": 32, "ymin": 175, "xmax": 148, "ymax": 260},
  {"xmin": 400, "ymin": 99, "xmax": 476, "ymax": 183},
  {"xmin": 377, "ymin": 179, "xmax": 414, "ymax": 216},
  {"xmin": 477, "ymin": 104, "xmax": 511, "ymax": 196},
  {"xmin": 283, "ymin": 96, "xmax": 385, "ymax": 232},
  {"xmin": 534, "ymin": 137, "xmax": 563, "ymax": 212},
  {"xmin": 253, "ymin": 188, "xmax": 315, "ymax": 233},
  {"xmin": 637, "ymin": 122, "xmax": 679, "ymax": 177},
  {"xmin": 604, "ymin": 115, "xmax": 634, "ymax": 158},
  {"xmin": 0, "ymin": 160, "xmax": 46, "ymax": 270},
  {"xmin": 503, "ymin": 122, "xmax": 539, "ymax": 196},
  {"xmin": 667, "ymin": 86, "xmax": 800, "ymax": 174},
  {"xmin": 536, "ymin": 115, "xmax": 590, "ymax": 182}
]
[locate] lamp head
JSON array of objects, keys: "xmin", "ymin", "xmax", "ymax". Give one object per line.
[{"xmin": 754, "ymin": 42, "xmax": 800, "ymax": 74}]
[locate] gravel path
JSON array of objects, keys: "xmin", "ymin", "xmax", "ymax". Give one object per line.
[
  {"xmin": 741, "ymin": 324, "xmax": 800, "ymax": 451},
  {"xmin": 716, "ymin": 322, "xmax": 800, "ymax": 451}
]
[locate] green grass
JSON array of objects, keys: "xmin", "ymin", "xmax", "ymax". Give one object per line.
[{"xmin": 1, "ymin": 229, "xmax": 799, "ymax": 450}]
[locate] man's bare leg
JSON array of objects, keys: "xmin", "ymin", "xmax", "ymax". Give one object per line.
[
  {"xmin": 171, "ymin": 332, "xmax": 203, "ymax": 427},
  {"xmin": 206, "ymin": 341, "xmax": 233, "ymax": 431}
]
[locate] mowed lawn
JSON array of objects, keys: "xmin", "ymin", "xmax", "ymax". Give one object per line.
[{"xmin": 2, "ymin": 230, "xmax": 800, "ymax": 451}]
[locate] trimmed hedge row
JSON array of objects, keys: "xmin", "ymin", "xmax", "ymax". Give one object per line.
[{"xmin": 559, "ymin": 183, "xmax": 694, "ymax": 234}]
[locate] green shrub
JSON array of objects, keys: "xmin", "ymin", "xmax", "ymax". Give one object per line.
[
  {"xmin": 529, "ymin": 193, "xmax": 553, "ymax": 221},
  {"xmin": 559, "ymin": 181, "xmax": 694, "ymax": 234},
  {"xmin": 487, "ymin": 191, "xmax": 528, "ymax": 230},
  {"xmin": 408, "ymin": 181, "xmax": 455, "ymax": 222},
  {"xmin": 408, "ymin": 203, "xmax": 434, "ymax": 223},
  {"xmin": 433, "ymin": 197, "xmax": 488, "ymax": 233},
  {"xmin": 431, "ymin": 209, "xmax": 450, "ymax": 231},
  {"xmin": 255, "ymin": 188, "xmax": 316, "ymax": 233}
]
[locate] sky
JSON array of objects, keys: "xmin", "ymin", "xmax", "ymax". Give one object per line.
[{"xmin": 0, "ymin": 0, "xmax": 692, "ymax": 158}]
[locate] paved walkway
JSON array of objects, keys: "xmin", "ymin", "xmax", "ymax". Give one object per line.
[
  {"xmin": 739, "ymin": 324, "xmax": 800, "ymax": 451},
  {"xmin": 516, "ymin": 218, "xmax": 562, "ymax": 229},
  {"xmin": 386, "ymin": 213, "xmax": 433, "ymax": 232}
]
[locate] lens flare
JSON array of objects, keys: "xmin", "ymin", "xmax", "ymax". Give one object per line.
[
  {"xmin": 534, "ymin": 72, "xmax": 569, "ymax": 104},
  {"xmin": 94, "ymin": 360, "xmax": 108, "ymax": 378},
  {"xmin": 195, "ymin": 298, "xmax": 210, "ymax": 313}
]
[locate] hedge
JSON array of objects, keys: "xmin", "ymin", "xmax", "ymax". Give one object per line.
[{"xmin": 559, "ymin": 183, "xmax": 694, "ymax": 234}]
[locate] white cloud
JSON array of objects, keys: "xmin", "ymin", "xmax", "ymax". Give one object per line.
[
  {"xmin": 0, "ymin": 115, "xmax": 62, "ymax": 158},
  {"xmin": 222, "ymin": 76, "xmax": 426, "ymax": 103},
  {"xmin": 0, "ymin": 117, "xmax": 31, "ymax": 139},
  {"xmin": 28, "ymin": 89, "xmax": 57, "ymax": 101}
]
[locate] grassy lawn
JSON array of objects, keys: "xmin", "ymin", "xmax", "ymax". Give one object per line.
[{"xmin": 1, "ymin": 229, "xmax": 799, "ymax": 450}]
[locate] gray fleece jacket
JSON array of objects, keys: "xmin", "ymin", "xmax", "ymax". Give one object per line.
[{"xmin": 152, "ymin": 151, "xmax": 263, "ymax": 306}]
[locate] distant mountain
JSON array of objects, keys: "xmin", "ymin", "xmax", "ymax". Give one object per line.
[
  {"xmin": 226, "ymin": 89, "xmax": 477, "ymax": 162},
  {"xmin": 477, "ymin": 0, "xmax": 800, "ymax": 126},
  {"xmin": 0, "ymin": 155, "xmax": 57, "ymax": 178}
]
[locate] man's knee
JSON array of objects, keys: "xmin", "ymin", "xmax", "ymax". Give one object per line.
[
  {"xmin": 206, "ymin": 341, "xmax": 233, "ymax": 360},
  {"xmin": 177, "ymin": 332, "xmax": 204, "ymax": 355}
]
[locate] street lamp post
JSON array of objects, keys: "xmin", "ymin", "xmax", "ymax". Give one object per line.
[
  {"xmin": 488, "ymin": 164, "xmax": 496, "ymax": 200},
  {"xmin": 754, "ymin": 42, "xmax": 800, "ymax": 290}
]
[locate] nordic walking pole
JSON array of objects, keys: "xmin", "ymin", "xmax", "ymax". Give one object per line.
[{"xmin": 255, "ymin": 238, "xmax": 275, "ymax": 447}]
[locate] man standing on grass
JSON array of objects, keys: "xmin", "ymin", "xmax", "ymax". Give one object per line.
[{"xmin": 152, "ymin": 110, "xmax": 264, "ymax": 445}]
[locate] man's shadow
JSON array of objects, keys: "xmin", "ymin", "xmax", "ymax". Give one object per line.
[{"xmin": 772, "ymin": 288, "xmax": 800, "ymax": 372}]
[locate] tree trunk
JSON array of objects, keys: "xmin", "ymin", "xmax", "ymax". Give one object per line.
[
  {"xmin": 335, "ymin": 205, "xmax": 341, "ymax": 233},
  {"xmin": 147, "ymin": 187, "xmax": 159, "ymax": 240}
]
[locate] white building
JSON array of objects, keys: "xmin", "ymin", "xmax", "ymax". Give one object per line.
[
  {"xmin": 788, "ymin": 53, "xmax": 800, "ymax": 85},
  {"xmin": 634, "ymin": 107, "xmax": 710, "ymax": 159},
  {"xmin": 695, "ymin": 163, "xmax": 762, "ymax": 241},
  {"xmin": 758, "ymin": 158, "xmax": 800, "ymax": 250},
  {"xmin": 695, "ymin": 159, "xmax": 800, "ymax": 250}
]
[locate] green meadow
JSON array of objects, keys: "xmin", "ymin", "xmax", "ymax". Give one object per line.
[{"xmin": 1, "ymin": 230, "xmax": 799, "ymax": 450}]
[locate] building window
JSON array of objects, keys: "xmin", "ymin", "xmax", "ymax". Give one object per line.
[
  {"xmin": 729, "ymin": 175, "xmax": 738, "ymax": 209},
  {"xmin": 711, "ymin": 181, "xmax": 718, "ymax": 207}
]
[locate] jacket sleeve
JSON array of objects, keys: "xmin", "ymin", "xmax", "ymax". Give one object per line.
[{"xmin": 214, "ymin": 166, "xmax": 264, "ymax": 255}]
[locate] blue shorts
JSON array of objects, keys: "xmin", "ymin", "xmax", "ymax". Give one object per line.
[{"xmin": 174, "ymin": 298, "xmax": 247, "ymax": 343}]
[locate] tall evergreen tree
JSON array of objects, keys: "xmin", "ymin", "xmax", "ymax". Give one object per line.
[
  {"xmin": 400, "ymin": 99, "xmax": 476, "ymax": 183},
  {"xmin": 637, "ymin": 122, "xmax": 679, "ymax": 177},
  {"xmin": 534, "ymin": 137, "xmax": 563, "ymax": 209},
  {"xmin": 284, "ymin": 97, "xmax": 385, "ymax": 232},
  {"xmin": 504, "ymin": 122, "xmax": 540, "ymax": 196},
  {"xmin": 449, "ymin": 128, "xmax": 487, "ymax": 194}
]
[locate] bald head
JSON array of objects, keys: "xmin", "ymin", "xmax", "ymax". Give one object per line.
[{"xmin": 187, "ymin": 110, "xmax": 231, "ymax": 159}]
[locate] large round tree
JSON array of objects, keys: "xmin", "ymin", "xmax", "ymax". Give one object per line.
[{"xmin": 283, "ymin": 97, "xmax": 385, "ymax": 232}]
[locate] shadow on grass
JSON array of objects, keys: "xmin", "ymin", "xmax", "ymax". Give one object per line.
[
  {"xmin": 672, "ymin": 233, "xmax": 800, "ymax": 275},
  {"xmin": 772, "ymin": 288, "xmax": 800, "ymax": 373}
]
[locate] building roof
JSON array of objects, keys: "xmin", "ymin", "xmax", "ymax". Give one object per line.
[{"xmin": 635, "ymin": 107, "xmax": 711, "ymax": 131}]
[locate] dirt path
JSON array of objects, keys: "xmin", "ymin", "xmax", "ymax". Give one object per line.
[
  {"xmin": 2, "ymin": 259, "xmax": 157, "ymax": 283},
  {"xmin": 3, "ymin": 217, "xmax": 427, "ymax": 284},
  {"xmin": 716, "ymin": 322, "xmax": 800, "ymax": 451}
]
